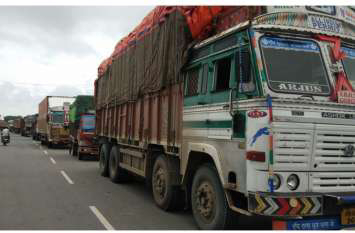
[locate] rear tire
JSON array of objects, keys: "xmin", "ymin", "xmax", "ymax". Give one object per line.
[
  {"xmin": 152, "ymin": 155, "xmax": 181, "ymax": 211},
  {"xmin": 99, "ymin": 143, "xmax": 111, "ymax": 177},
  {"xmin": 191, "ymin": 164, "xmax": 237, "ymax": 230},
  {"xmin": 69, "ymin": 143, "xmax": 73, "ymax": 155},
  {"xmin": 77, "ymin": 149, "xmax": 83, "ymax": 160},
  {"xmin": 109, "ymin": 146, "xmax": 129, "ymax": 183}
]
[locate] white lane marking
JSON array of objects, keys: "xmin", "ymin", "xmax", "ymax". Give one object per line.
[
  {"xmin": 50, "ymin": 157, "xmax": 56, "ymax": 164},
  {"xmin": 60, "ymin": 170, "xmax": 74, "ymax": 184},
  {"xmin": 89, "ymin": 206, "xmax": 115, "ymax": 230},
  {"xmin": 43, "ymin": 150, "xmax": 48, "ymax": 155}
]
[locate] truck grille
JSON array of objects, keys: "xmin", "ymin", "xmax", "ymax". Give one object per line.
[
  {"xmin": 272, "ymin": 123, "xmax": 312, "ymax": 170},
  {"xmin": 311, "ymin": 172, "xmax": 355, "ymax": 192},
  {"xmin": 314, "ymin": 126, "xmax": 355, "ymax": 171}
]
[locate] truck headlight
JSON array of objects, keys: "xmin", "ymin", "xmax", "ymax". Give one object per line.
[
  {"xmin": 271, "ymin": 174, "xmax": 281, "ymax": 190},
  {"xmin": 287, "ymin": 174, "xmax": 299, "ymax": 191}
]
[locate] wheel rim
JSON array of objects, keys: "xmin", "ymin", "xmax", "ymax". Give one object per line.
[
  {"xmin": 153, "ymin": 166, "xmax": 167, "ymax": 202},
  {"xmin": 195, "ymin": 180, "xmax": 216, "ymax": 222}
]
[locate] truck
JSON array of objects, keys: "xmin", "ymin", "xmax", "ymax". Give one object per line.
[
  {"xmin": 31, "ymin": 114, "xmax": 39, "ymax": 140},
  {"xmin": 22, "ymin": 114, "xmax": 37, "ymax": 137},
  {"xmin": 95, "ymin": 6, "xmax": 355, "ymax": 230},
  {"xmin": 0, "ymin": 120, "xmax": 7, "ymax": 131},
  {"xmin": 13, "ymin": 118, "xmax": 24, "ymax": 134},
  {"xmin": 37, "ymin": 96, "xmax": 75, "ymax": 148},
  {"xmin": 68, "ymin": 95, "xmax": 99, "ymax": 160}
]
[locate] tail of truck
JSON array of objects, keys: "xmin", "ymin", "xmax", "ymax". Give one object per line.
[
  {"xmin": 13, "ymin": 118, "xmax": 24, "ymax": 134},
  {"xmin": 69, "ymin": 95, "xmax": 98, "ymax": 160}
]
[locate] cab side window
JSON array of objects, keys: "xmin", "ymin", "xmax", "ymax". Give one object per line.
[
  {"xmin": 235, "ymin": 49, "xmax": 255, "ymax": 93},
  {"xmin": 185, "ymin": 67, "xmax": 200, "ymax": 97},
  {"xmin": 200, "ymin": 64, "xmax": 209, "ymax": 94},
  {"xmin": 214, "ymin": 57, "xmax": 232, "ymax": 92}
]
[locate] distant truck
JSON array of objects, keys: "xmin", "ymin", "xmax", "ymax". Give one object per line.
[
  {"xmin": 8, "ymin": 120, "xmax": 14, "ymax": 132},
  {"xmin": 37, "ymin": 96, "xmax": 75, "ymax": 147},
  {"xmin": 22, "ymin": 114, "xmax": 37, "ymax": 137},
  {"xmin": 31, "ymin": 114, "xmax": 39, "ymax": 140},
  {"xmin": 0, "ymin": 120, "xmax": 7, "ymax": 130},
  {"xmin": 13, "ymin": 118, "xmax": 24, "ymax": 134},
  {"xmin": 68, "ymin": 95, "xmax": 99, "ymax": 160}
]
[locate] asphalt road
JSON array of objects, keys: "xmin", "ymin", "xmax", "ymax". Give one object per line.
[{"xmin": 0, "ymin": 133, "xmax": 271, "ymax": 230}]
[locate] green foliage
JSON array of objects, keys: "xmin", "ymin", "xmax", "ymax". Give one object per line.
[{"xmin": 4, "ymin": 115, "xmax": 22, "ymax": 122}]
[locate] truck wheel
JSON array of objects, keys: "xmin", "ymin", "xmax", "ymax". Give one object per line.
[
  {"xmin": 191, "ymin": 164, "xmax": 236, "ymax": 230},
  {"xmin": 152, "ymin": 155, "xmax": 181, "ymax": 211},
  {"xmin": 77, "ymin": 150, "xmax": 83, "ymax": 160},
  {"xmin": 109, "ymin": 146, "xmax": 129, "ymax": 183},
  {"xmin": 72, "ymin": 144, "xmax": 78, "ymax": 157},
  {"xmin": 99, "ymin": 144, "xmax": 111, "ymax": 177}
]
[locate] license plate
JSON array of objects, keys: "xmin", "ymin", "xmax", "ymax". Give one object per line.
[
  {"xmin": 287, "ymin": 218, "xmax": 340, "ymax": 230},
  {"xmin": 308, "ymin": 15, "xmax": 343, "ymax": 34},
  {"xmin": 341, "ymin": 207, "xmax": 355, "ymax": 225}
]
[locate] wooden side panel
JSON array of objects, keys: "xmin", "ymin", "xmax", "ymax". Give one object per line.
[
  {"xmin": 151, "ymin": 95, "xmax": 160, "ymax": 144},
  {"xmin": 143, "ymin": 96, "xmax": 151, "ymax": 142},
  {"xmin": 133, "ymin": 100, "xmax": 141, "ymax": 141},
  {"xmin": 99, "ymin": 83, "xmax": 183, "ymax": 149}
]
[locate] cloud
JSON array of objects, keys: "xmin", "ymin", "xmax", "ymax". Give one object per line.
[
  {"xmin": 0, "ymin": 81, "xmax": 42, "ymax": 116},
  {"xmin": 49, "ymin": 85, "xmax": 83, "ymax": 97},
  {"xmin": 0, "ymin": 6, "xmax": 154, "ymax": 116}
]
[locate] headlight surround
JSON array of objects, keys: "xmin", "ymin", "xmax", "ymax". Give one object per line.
[
  {"xmin": 287, "ymin": 174, "xmax": 300, "ymax": 191},
  {"xmin": 271, "ymin": 174, "xmax": 281, "ymax": 190}
]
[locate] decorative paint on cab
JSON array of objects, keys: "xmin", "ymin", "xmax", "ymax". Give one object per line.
[
  {"xmin": 250, "ymin": 127, "xmax": 270, "ymax": 146},
  {"xmin": 248, "ymin": 110, "xmax": 267, "ymax": 118}
]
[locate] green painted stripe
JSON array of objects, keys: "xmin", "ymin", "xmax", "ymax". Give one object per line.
[
  {"xmin": 183, "ymin": 120, "xmax": 232, "ymax": 129},
  {"xmin": 269, "ymin": 150, "xmax": 274, "ymax": 165}
]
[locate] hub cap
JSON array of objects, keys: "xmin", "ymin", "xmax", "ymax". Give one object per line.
[
  {"xmin": 153, "ymin": 167, "xmax": 166, "ymax": 200},
  {"xmin": 195, "ymin": 181, "xmax": 215, "ymax": 220}
]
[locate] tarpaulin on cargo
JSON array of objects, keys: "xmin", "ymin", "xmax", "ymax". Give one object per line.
[
  {"xmin": 95, "ymin": 6, "xmax": 264, "ymax": 108},
  {"xmin": 96, "ymin": 10, "xmax": 190, "ymax": 107}
]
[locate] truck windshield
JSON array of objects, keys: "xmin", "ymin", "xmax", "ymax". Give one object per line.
[
  {"xmin": 260, "ymin": 36, "xmax": 330, "ymax": 95},
  {"xmin": 341, "ymin": 46, "xmax": 355, "ymax": 87},
  {"xmin": 81, "ymin": 115, "xmax": 95, "ymax": 132},
  {"xmin": 52, "ymin": 112, "xmax": 64, "ymax": 124}
]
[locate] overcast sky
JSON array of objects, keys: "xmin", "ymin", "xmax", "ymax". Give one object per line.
[{"xmin": 0, "ymin": 6, "xmax": 154, "ymax": 117}]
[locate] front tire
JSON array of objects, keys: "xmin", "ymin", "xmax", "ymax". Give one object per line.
[
  {"xmin": 99, "ymin": 143, "xmax": 111, "ymax": 177},
  {"xmin": 77, "ymin": 149, "xmax": 83, "ymax": 160},
  {"xmin": 152, "ymin": 155, "xmax": 181, "ymax": 211},
  {"xmin": 191, "ymin": 164, "xmax": 236, "ymax": 230},
  {"xmin": 109, "ymin": 146, "xmax": 129, "ymax": 183}
]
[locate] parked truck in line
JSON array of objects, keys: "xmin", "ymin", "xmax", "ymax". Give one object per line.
[
  {"xmin": 22, "ymin": 114, "xmax": 37, "ymax": 137},
  {"xmin": 37, "ymin": 96, "xmax": 75, "ymax": 148},
  {"xmin": 68, "ymin": 95, "xmax": 99, "ymax": 160},
  {"xmin": 31, "ymin": 114, "xmax": 39, "ymax": 140},
  {"xmin": 13, "ymin": 118, "xmax": 24, "ymax": 134},
  {"xmin": 0, "ymin": 120, "xmax": 7, "ymax": 131},
  {"xmin": 95, "ymin": 6, "xmax": 355, "ymax": 230}
]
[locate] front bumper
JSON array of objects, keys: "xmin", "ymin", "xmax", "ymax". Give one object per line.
[
  {"xmin": 50, "ymin": 138, "xmax": 70, "ymax": 145},
  {"xmin": 249, "ymin": 192, "xmax": 355, "ymax": 230},
  {"xmin": 248, "ymin": 192, "xmax": 322, "ymax": 217},
  {"xmin": 79, "ymin": 146, "xmax": 99, "ymax": 155}
]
